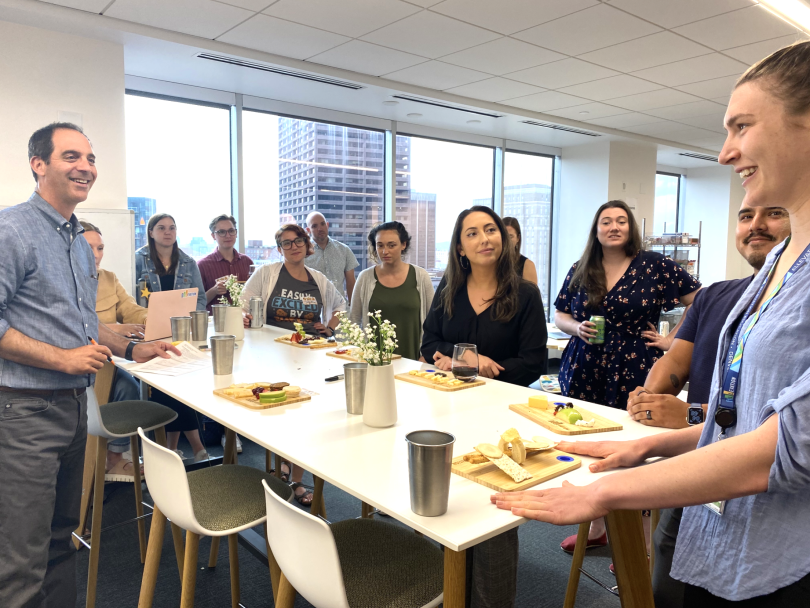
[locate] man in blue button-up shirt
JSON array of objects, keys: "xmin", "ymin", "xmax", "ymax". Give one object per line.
[{"xmin": 0, "ymin": 123, "xmax": 180, "ymax": 608}]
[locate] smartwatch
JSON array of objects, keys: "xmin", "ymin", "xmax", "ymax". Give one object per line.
[
  {"xmin": 125, "ymin": 341, "xmax": 138, "ymax": 361},
  {"xmin": 687, "ymin": 403, "xmax": 705, "ymax": 426}
]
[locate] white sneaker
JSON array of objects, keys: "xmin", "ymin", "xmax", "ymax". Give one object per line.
[
  {"xmin": 194, "ymin": 449, "xmax": 211, "ymax": 463},
  {"xmin": 221, "ymin": 434, "xmax": 243, "ymax": 453},
  {"xmin": 173, "ymin": 449, "xmax": 186, "ymax": 459}
]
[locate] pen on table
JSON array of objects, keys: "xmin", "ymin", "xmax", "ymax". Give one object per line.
[
  {"xmin": 88, "ymin": 337, "xmax": 114, "ymax": 364},
  {"xmin": 325, "ymin": 374, "xmax": 344, "ymax": 383}
]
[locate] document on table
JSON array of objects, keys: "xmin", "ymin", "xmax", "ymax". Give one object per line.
[{"xmin": 127, "ymin": 341, "xmax": 210, "ymax": 376}]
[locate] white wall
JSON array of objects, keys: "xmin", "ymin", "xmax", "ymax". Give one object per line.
[
  {"xmin": 607, "ymin": 141, "xmax": 657, "ymax": 232},
  {"xmin": 0, "ymin": 20, "xmax": 127, "ymax": 210}
]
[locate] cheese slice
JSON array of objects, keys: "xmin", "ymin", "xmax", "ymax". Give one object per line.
[{"xmin": 528, "ymin": 394, "xmax": 548, "ymax": 410}]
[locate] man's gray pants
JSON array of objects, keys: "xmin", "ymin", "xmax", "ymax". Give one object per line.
[{"xmin": 0, "ymin": 389, "xmax": 87, "ymax": 608}]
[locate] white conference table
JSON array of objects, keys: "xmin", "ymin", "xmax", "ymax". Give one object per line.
[{"xmin": 129, "ymin": 324, "xmax": 666, "ymax": 607}]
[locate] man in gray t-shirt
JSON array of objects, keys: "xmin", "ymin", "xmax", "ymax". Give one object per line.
[{"xmin": 304, "ymin": 212, "xmax": 358, "ymax": 301}]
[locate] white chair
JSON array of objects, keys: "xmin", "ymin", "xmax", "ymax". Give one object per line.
[
  {"xmin": 263, "ymin": 479, "xmax": 444, "ymax": 608},
  {"xmin": 138, "ymin": 427, "xmax": 293, "ymax": 608}
]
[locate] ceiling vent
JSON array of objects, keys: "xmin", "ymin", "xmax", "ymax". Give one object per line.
[
  {"xmin": 520, "ymin": 120, "xmax": 601, "ymax": 137},
  {"xmin": 196, "ymin": 53, "xmax": 363, "ymax": 90},
  {"xmin": 392, "ymin": 95, "xmax": 502, "ymax": 118},
  {"xmin": 679, "ymin": 152, "xmax": 719, "ymax": 162}
]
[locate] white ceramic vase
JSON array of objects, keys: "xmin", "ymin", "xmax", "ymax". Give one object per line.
[
  {"xmin": 363, "ymin": 362, "xmax": 397, "ymax": 428},
  {"xmin": 222, "ymin": 306, "xmax": 245, "ymax": 341}
]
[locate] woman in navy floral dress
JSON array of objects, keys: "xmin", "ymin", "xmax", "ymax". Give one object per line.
[{"xmin": 555, "ymin": 200, "xmax": 701, "ymax": 411}]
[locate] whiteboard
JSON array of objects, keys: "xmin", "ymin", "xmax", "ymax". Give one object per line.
[{"xmin": 0, "ymin": 205, "xmax": 136, "ymax": 296}]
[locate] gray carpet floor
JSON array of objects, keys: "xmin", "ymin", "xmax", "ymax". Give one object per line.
[{"xmin": 75, "ymin": 434, "xmax": 620, "ymax": 608}]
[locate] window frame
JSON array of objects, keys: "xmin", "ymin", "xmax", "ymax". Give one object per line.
[{"xmin": 655, "ymin": 170, "xmax": 682, "ymax": 233}]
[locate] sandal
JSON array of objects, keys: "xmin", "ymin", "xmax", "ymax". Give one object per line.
[
  {"xmin": 105, "ymin": 458, "xmax": 143, "ymax": 483},
  {"xmin": 279, "ymin": 461, "xmax": 291, "ymax": 483},
  {"xmin": 291, "ymin": 482, "xmax": 313, "ymax": 507}
]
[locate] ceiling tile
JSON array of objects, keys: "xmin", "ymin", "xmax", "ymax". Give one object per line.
[
  {"xmin": 405, "ymin": 0, "xmax": 445, "ymax": 6},
  {"xmin": 506, "ymin": 58, "xmax": 619, "ymax": 89},
  {"xmin": 217, "ymin": 14, "xmax": 350, "ymax": 59},
  {"xmin": 43, "ymin": 0, "xmax": 110, "ymax": 12},
  {"xmin": 585, "ymin": 112, "xmax": 663, "ymax": 128},
  {"xmin": 682, "ymin": 136, "xmax": 726, "ymax": 151},
  {"xmin": 308, "ymin": 41, "xmax": 427, "ymax": 77},
  {"xmin": 631, "ymin": 53, "xmax": 748, "ymax": 87},
  {"xmin": 360, "ymin": 11, "xmax": 500, "ymax": 59},
  {"xmin": 213, "ymin": 0, "xmax": 272, "ymax": 11},
  {"xmin": 579, "ymin": 31, "xmax": 710, "ymax": 72},
  {"xmin": 608, "ymin": 88, "xmax": 703, "ymax": 111},
  {"xmin": 643, "ymin": 99, "xmax": 726, "ymax": 120},
  {"xmin": 444, "ymin": 78, "xmax": 545, "ymax": 102},
  {"xmin": 724, "ymin": 33, "xmax": 810, "ymax": 65},
  {"xmin": 503, "ymin": 90, "xmax": 590, "ymax": 112},
  {"xmin": 675, "ymin": 75, "xmax": 739, "ymax": 100},
  {"xmin": 546, "ymin": 102, "xmax": 629, "ymax": 120},
  {"xmin": 557, "ymin": 74, "xmax": 664, "ymax": 101},
  {"xmin": 606, "ymin": 0, "xmax": 751, "ymax": 29},
  {"xmin": 623, "ymin": 122, "xmax": 714, "ymax": 141},
  {"xmin": 675, "ymin": 113, "xmax": 727, "ymax": 133},
  {"xmin": 513, "ymin": 4, "xmax": 660, "ymax": 56},
  {"xmin": 383, "ymin": 61, "xmax": 490, "ymax": 90},
  {"xmin": 105, "ymin": 0, "xmax": 254, "ymax": 39},
  {"xmin": 673, "ymin": 5, "xmax": 799, "ymax": 51},
  {"xmin": 440, "ymin": 38, "xmax": 565, "ymax": 76},
  {"xmin": 431, "ymin": 0, "xmax": 599, "ymax": 35},
  {"xmin": 712, "ymin": 95, "xmax": 732, "ymax": 105},
  {"xmin": 262, "ymin": 0, "xmax": 420, "ymax": 38}
]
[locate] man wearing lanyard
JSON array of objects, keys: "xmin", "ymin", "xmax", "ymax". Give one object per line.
[{"xmin": 0, "ymin": 123, "xmax": 179, "ymax": 608}]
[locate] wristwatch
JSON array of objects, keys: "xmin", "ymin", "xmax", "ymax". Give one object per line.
[
  {"xmin": 125, "ymin": 341, "xmax": 138, "ymax": 361},
  {"xmin": 687, "ymin": 403, "xmax": 705, "ymax": 426}
]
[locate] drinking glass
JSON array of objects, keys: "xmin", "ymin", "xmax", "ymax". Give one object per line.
[{"xmin": 452, "ymin": 343, "xmax": 478, "ymax": 382}]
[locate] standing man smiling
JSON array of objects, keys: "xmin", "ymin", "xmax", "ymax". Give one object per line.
[
  {"xmin": 0, "ymin": 123, "xmax": 179, "ymax": 608},
  {"xmin": 304, "ymin": 211, "xmax": 358, "ymax": 301},
  {"xmin": 197, "ymin": 213, "xmax": 254, "ymax": 313}
]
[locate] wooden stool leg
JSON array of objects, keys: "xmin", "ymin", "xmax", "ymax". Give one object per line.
[
  {"xmin": 138, "ymin": 505, "xmax": 166, "ymax": 608},
  {"xmin": 223, "ymin": 429, "xmax": 236, "ymax": 465},
  {"xmin": 275, "ymin": 452, "xmax": 284, "ymax": 480},
  {"xmin": 649, "ymin": 509, "xmax": 660, "ymax": 579},
  {"xmin": 208, "ymin": 537, "xmax": 221, "ymax": 568},
  {"xmin": 443, "ymin": 547, "xmax": 466, "ymax": 608},
  {"xmin": 171, "ymin": 523, "xmax": 186, "ymax": 580},
  {"xmin": 312, "ymin": 476, "xmax": 327, "ymax": 519},
  {"xmin": 605, "ymin": 510, "xmax": 654, "ymax": 608},
  {"xmin": 74, "ymin": 434, "xmax": 99, "ymax": 549},
  {"xmin": 85, "ymin": 437, "xmax": 108, "ymax": 608},
  {"xmin": 361, "ymin": 501, "xmax": 373, "ymax": 519},
  {"xmin": 180, "ymin": 531, "xmax": 200, "ymax": 608},
  {"xmin": 228, "ymin": 534, "xmax": 240, "ymax": 608},
  {"xmin": 131, "ymin": 435, "xmax": 147, "ymax": 563},
  {"xmin": 265, "ymin": 449, "xmax": 274, "ymax": 474},
  {"xmin": 154, "ymin": 426, "xmax": 168, "ymax": 448},
  {"xmin": 563, "ymin": 522, "xmax": 590, "ymax": 608},
  {"xmin": 275, "ymin": 571, "xmax": 297, "ymax": 608},
  {"xmin": 264, "ymin": 522, "xmax": 281, "ymax": 602}
]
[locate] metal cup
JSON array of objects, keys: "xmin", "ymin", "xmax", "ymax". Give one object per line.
[
  {"xmin": 170, "ymin": 316, "xmax": 191, "ymax": 342},
  {"xmin": 249, "ymin": 296, "xmax": 264, "ymax": 329},
  {"xmin": 210, "ymin": 335, "xmax": 236, "ymax": 375},
  {"xmin": 211, "ymin": 304, "xmax": 227, "ymax": 332},
  {"xmin": 190, "ymin": 311, "xmax": 209, "ymax": 341},
  {"xmin": 343, "ymin": 362, "xmax": 367, "ymax": 415},
  {"xmin": 405, "ymin": 430, "xmax": 456, "ymax": 517}
]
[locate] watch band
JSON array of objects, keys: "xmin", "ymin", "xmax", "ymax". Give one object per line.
[{"xmin": 125, "ymin": 341, "xmax": 138, "ymax": 361}]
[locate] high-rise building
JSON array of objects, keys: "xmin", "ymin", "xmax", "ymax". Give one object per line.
[
  {"xmin": 127, "ymin": 197, "xmax": 156, "ymax": 250},
  {"xmin": 396, "ymin": 192, "xmax": 436, "ymax": 270}
]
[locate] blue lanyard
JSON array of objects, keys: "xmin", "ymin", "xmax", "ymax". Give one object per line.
[{"xmin": 717, "ymin": 238, "xmax": 810, "ymax": 430}]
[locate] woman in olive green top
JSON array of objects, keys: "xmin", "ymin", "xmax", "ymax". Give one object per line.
[{"xmin": 349, "ymin": 222, "xmax": 434, "ymax": 360}]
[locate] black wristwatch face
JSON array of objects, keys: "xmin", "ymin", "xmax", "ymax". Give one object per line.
[{"xmin": 687, "ymin": 405, "xmax": 704, "ymax": 425}]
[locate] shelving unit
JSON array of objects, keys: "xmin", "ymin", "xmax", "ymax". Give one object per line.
[{"xmin": 640, "ymin": 219, "xmax": 702, "ymax": 280}]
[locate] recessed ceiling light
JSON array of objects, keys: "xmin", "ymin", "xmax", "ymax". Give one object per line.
[
  {"xmin": 383, "ymin": 100, "xmax": 399, "ymax": 106},
  {"xmin": 579, "ymin": 111, "xmax": 590, "ymax": 115},
  {"xmin": 466, "ymin": 119, "xmax": 481, "ymax": 124},
  {"xmin": 758, "ymin": 1, "xmax": 810, "ymax": 33},
  {"xmin": 407, "ymin": 113, "xmax": 422, "ymax": 118}
]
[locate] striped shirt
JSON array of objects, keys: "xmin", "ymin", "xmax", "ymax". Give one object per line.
[
  {"xmin": 197, "ymin": 248, "xmax": 254, "ymax": 312},
  {"xmin": 304, "ymin": 237, "xmax": 358, "ymax": 296}
]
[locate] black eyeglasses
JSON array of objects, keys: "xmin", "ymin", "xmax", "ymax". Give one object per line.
[
  {"xmin": 279, "ymin": 237, "xmax": 305, "ymax": 249},
  {"xmin": 214, "ymin": 228, "xmax": 237, "ymax": 237}
]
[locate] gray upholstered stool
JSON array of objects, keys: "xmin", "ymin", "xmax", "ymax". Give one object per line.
[
  {"xmin": 263, "ymin": 480, "xmax": 444, "ymax": 608},
  {"xmin": 137, "ymin": 427, "xmax": 294, "ymax": 608}
]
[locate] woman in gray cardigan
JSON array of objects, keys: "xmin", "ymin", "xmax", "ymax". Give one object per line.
[{"xmin": 350, "ymin": 222, "xmax": 434, "ymax": 360}]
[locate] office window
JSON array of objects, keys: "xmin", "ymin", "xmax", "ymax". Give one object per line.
[
  {"xmin": 503, "ymin": 150, "xmax": 554, "ymax": 309},
  {"xmin": 124, "ymin": 94, "xmax": 231, "ymax": 258},
  {"xmin": 242, "ymin": 110, "xmax": 384, "ymax": 270},
  {"xmin": 654, "ymin": 172, "xmax": 681, "ymax": 235},
  {"xmin": 395, "ymin": 135, "xmax": 494, "ymax": 284}
]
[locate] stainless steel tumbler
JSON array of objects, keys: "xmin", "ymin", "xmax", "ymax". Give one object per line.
[
  {"xmin": 405, "ymin": 430, "xmax": 456, "ymax": 517},
  {"xmin": 249, "ymin": 296, "xmax": 264, "ymax": 328},
  {"xmin": 211, "ymin": 304, "xmax": 227, "ymax": 332},
  {"xmin": 210, "ymin": 335, "xmax": 235, "ymax": 375},
  {"xmin": 343, "ymin": 362, "xmax": 367, "ymax": 415},
  {"xmin": 170, "ymin": 316, "xmax": 191, "ymax": 342},
  {"xmin": 190, "ymin": 311, "xmax": 209, "ymax": 341}
]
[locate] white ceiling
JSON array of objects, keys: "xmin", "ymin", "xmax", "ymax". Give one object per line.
[{"xmin": 35, "ymin": 0, "xmax": 810, "ymax": 153}]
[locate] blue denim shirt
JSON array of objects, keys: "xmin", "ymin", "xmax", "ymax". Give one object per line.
[
  {"xmin": 0, "ymin": 192, "xmax": 98, "ymax": 389},
  {"xmin": 135, "ymin": 246, "xmax": 206, "ymax": 311}
]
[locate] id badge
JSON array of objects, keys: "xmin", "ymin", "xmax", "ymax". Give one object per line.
[{"xmin": 703, "ymin": 501, "xmax": 725, "ymax": 515}]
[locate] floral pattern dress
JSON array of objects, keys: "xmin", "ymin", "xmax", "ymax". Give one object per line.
[{"xmin": 554, "ymin": 251, "xmax": 701, "ymax": 410}]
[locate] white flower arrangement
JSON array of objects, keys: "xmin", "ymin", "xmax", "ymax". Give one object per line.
[
  {"xmin": 218, "ymin": 275, "xmax": 246, "ymax": 308},
  {"xmin": 336, "ymin": 310, "xmax": 398, "ymax": 366}
]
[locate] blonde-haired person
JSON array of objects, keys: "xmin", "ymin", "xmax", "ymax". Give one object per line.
[
  {"xmin": 349, "ymin": 221, "xmax": 434, "ymax": 360},
  {"xmin": 494, "ymin": 41, "xmax": 810, "ymax": 604}
]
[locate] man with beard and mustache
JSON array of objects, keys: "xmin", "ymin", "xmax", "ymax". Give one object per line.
[{"xmin": 626, "ymin": 201, "xmax": 791, "ymax": 607}]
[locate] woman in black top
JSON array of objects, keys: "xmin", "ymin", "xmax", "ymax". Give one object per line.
[
  {"xmin": 503, "ymin": 216, "xmax": 538, "ymax": 284},
  {"xmin": 422, "ymin": 207, "xmax": 547, "ymax": 385}
]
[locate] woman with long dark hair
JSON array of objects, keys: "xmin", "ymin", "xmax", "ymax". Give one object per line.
[{"xmin": 502, "ymin": 216, "xmax": 538, "ymax": 284}]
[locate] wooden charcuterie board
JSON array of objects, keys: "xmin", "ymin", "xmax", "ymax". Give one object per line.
[
  {"xmin": 452, "ymin": 448, "xmax": 580, "ymax": 492},
  {"xmin": 509, "ymin": 403, "xmax": 623, "ymax": 435},
  {"xmin": 273, "ymin": 336, "xmax": 333, "ymax": 350},
  {"xmin": 326, "ymin": 349, "xmax": 402, "ymax": 363},
  {"xmin": 213, "ymin": 387, "xmax": 313, "ymax": 410},
  {"xmin": 395, "ymin": 372, "xmax": 485, "ymax": 392}
]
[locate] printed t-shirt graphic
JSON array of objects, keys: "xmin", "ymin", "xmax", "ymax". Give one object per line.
[{"xmin": 266, "ymin": 266, "xmax": 323, "ymax": 332}]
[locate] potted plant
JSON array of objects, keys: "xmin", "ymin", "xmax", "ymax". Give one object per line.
[
  {"xmin": 217, "ymin": 275, "xmax": 246, "ymax": 341},
  {"xmin": 336, "ymin": 310, "xmax": 399, "ymax": 427}
]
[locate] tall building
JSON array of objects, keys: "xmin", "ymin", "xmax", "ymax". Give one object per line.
[
  {"xmin": 127, "ymin": 197, "xmax": 156, "ymax": 250},
  {"xmin": 396, "ymin": 191, "xmax": 436, "ymax": 270},
  {"xmin": 501, "ymin": 184, "xmax": 553, "ymax": 300}
]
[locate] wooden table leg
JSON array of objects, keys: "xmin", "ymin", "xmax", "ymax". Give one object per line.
[
  {"xmin": 563, "ymin": 522, "xmax": 590, "ymax": 608},
  {"xmin": 180, "ymin": 531, "xmax": 200, "ymax": 608},
  {"xmin": 138, "ymin": 505, "xmax": 166, "ymax": 608},
  {"xmin": 228, "ymin": 533, "xmax": 240, "ymax": 608},
  {"xmin": 312, "ymin": 476, "xmax": 327, "ymax": 520},
  {"xmin": 265, "ymin": 449, "xmax": 274, "ymax": 474},
  {"xmin": 443, "ymin": 547, "xmax": 466, "ymax": 608},
  {"xmin": 605, "ymin": 510, "xmax": 654, "ymax": 608},
  {"xmin": 86, "ymin": 437, "xmax": 108, "ymax": 608},
  {"xmin": 131, "ymin": 436, "xmax": 148, "ymax": 564},
  {"xmin": 361, "ymin": 502, "xmax": 374, "ymax": 519},
  {"xmin": 264, "ymin": 522, "xmax": 281, "ymax": 602},
  {"xmin": 275, "ymin": 571, "xmax": 297, "ymax": 608},
  {"xmin": 74, "ymin": 434, "xmax": 98, "ymax": 550},
  {"xmin": 649, "ymin": 509, "xmax": 660, "ymax": 579}
]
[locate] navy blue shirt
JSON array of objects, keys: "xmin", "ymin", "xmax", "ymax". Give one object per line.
[{"xmin": 676, "ymin": 276, "xmax": 753, "ymax": 403}]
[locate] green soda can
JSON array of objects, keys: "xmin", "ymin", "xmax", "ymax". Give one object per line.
[{"xmin": 589, "ymin": 315, "xmax": 605, "ymax": 345}]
